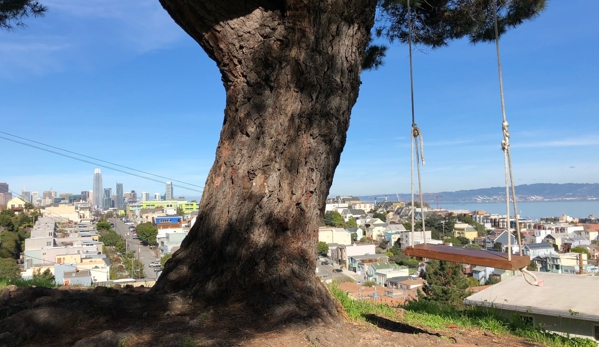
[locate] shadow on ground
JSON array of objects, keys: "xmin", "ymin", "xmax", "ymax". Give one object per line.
[
  {"xmin": 363, "ymin": 314, "xmax": 441, "ymax": 337},
  {"xmin": 0, "ymin": 285, "xmax": 337, "ymax": 347}
]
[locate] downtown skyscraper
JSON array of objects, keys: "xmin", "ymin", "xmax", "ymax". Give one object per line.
[
  {"xmin": 93, "ymin": 168, "xmax": 103, "ymax": 209},
  {"xmin": 165, "ymin": 182, "xmax": 173, "ymax": 200},
  {"xmin": 116, "ymin": 183, "xmax": 124, "ymax": 209}
]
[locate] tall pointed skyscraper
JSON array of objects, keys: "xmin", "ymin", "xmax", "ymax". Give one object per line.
[{"xmin": 93, "ymin": 168, "xmax": 103, "ymax": 209}]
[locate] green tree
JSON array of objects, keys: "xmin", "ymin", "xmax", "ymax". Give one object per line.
[
  {"xmin": 0, "ymin": 258, "xmax": 20, "ymax": 279},
  {"xmin": 161, "ymin": 253, "xmax": 173, "ymax": 268},
  {"xmin": 465, "ymin": 277, "xmax": 480, "ymax": 288},
  {"xmin": 526, "ymin": 261, "xmax": 538, "ymax": 271},
  {"xmin": 152, "ymin": 0, "xmax": 548, "ymax": 324},
  {"xmin": 485, "ymin": 276, "xmax": 500, "ymax": 285},
  {"xmin": 323, "ymin": 211, "xmax": 345, "ymax": 227},
  {"xmin": 176, "ymin": 206, "xmax": 184, "ymax": 216},
  {"xmin": 456, "ymin": 236, "xmax": 470, "ymax": 246},
  {"xmin": 373, "ymin": 212, "xmax": 387, "ymax": 222},
  {"xmin": 99, "ymin": 229, "xmax": 123, "ymax": 248},
  {"xmin": 0, "ymin": 0, "xmax": 46, "ymax": 30},
  {"xmin": 465, "ymin": 243, "xmax": 482, "ymax": 250},
  {"xmin": 0, "ymin": 213, "xmax": 15, "ymax": 232},
  {"xmin": 317, "ymin": 241, "xmax": 329, "ymax": 256},
  {"xmin": 346, "ymin": 216, "xmax": 358, "ymax": 228},
  {"xmin": 493, "ymin": 242, "xmax": 503, "ymax": 252},
  {"xmin": 32, "ymin": 268, "xmax": 55, "ymax": 283},
  {"xmin": 571, "ymin": 246, "xmax": 591, "ymax": 260},
  {"xmin": 350, "ymin": 232, "xmax": 358, "ymax": 241},
  {"xmin": 419, "ymin": 260, "xmax": 469, "ymax": 305},
  {"xmin": 96, "ymin": 221, "xmax": 111, "ymax": 232},
  {"xmin": 0, "ymin": 232, "xmax": 21, "ymax": 259},
  {"xmin": 121, "ymin": 251, "xmax": 146, "ymax": 279},
  {"xmin": 136, "ymin": 222, "xmax": 158, "ymax": 246}
]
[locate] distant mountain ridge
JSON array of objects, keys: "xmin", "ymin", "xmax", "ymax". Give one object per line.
[{"xmin": 358, "ymin": 183, "xmax": 599, "ymax": 203}]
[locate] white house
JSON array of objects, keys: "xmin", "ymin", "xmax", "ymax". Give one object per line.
[
  {"xmin": 318, "ymin": 227, "xmax": 352, "ymax": 246},
  {"xmin": 522, "ymin": 242, "xmax": 556, "ymax": 258}
]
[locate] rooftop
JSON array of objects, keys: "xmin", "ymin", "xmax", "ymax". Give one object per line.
[{"xmin": 465, "ymin": 272, "xmax": 599, "ymax": 322}]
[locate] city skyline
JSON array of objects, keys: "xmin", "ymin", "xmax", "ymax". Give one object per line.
[{"xmin": 0, "ymin": 1, "xmax": 597, "ymax": 196}]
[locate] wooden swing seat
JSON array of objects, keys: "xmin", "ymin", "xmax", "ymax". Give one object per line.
[{"xmin": 404, "ymin": 244, "xmax": 530, "ymax": 271}]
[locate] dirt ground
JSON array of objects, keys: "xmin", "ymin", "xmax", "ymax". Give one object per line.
[{"xmin": 0, "ymin": 285, "xmax": 543, "ymax": 347}]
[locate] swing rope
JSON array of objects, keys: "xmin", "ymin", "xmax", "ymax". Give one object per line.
[
  {"xmin": 492, "ymin": 0, "xmax": 538, "ymax": 285},
  {"xmin": 407, "ymin": 0, "xmax": 426, "ymax": 247}
]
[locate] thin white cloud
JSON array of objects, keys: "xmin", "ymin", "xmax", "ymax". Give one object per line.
[
  {"xmin": 0, "ymin": 39, "xmax": 71, "ymax": 78},
  {"xmin": 516, "ymin": 136, "xmax": 599, "ymax": 148},
  {"xmin": 0, "ymin": 1, "xmax": 185, "ymax": 79},
  {"xmin": 45, "ymin": 0, "xmax": 185, "ymax": 53}
]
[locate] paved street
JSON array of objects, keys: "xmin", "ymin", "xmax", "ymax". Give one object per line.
[
  {"xmin": 316, "ymin": 256, "xmax": 361, "ymax": 282},
  {"xmin": 110, "ymin": 218, "xmax": 161, "ymax": 280}
]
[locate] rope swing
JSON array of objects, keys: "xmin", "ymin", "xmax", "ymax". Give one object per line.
[
  {"xmin": 404, "ymin": 0, "xmax": 538, "ymax": 286},
  {"xmin": 407, "ymin": 0, "xmax": 426, "ymax": 248},
  {"xmin": 492, "ymin": 0, "xmax": 538, "ymax": 285}
]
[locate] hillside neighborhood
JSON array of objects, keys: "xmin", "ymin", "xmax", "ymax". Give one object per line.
[{"xmin": 1, "ymin": 188, "xmax": 599, "ymax": 344}]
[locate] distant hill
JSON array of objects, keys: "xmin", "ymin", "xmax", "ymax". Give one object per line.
[{"xmin": 358, "ymin": 183, "xmax": 599, "ymax": 203}]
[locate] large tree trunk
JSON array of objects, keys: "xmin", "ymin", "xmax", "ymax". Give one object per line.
[{"xmin": 152, "ymin": 0, "xmax": 376, "ymax": 323}]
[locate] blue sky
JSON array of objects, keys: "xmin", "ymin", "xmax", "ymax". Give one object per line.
[{"xmin": 1, "ymin": 0, "xmax": 598, "ymax": 199}]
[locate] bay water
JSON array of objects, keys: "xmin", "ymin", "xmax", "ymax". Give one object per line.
[{"xmin": 441, "ymin": 200, "xmax": 599, "ymax": 220}]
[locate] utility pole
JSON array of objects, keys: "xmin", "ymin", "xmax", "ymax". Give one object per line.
[{"xmin": 138, "ymin": 244, "xmax": 141, "ymax": 279}]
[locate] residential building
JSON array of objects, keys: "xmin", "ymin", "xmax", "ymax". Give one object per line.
[
  {"xmin": 324, "ymin": 202, "xmax": 349, "ymax": 212},
  {"xmin": 128, "ymin": 200, "xmax": 198, "ymax": 216},
  {"xmin": 546, "ymin": 252, "xmax": 587, "ymax": 274},
  {"xmin": 23, "ymin": 218, "xmax": 109, "ymax": 284},
  {"xmin": 346, "ymin": 227, "xmax": 363, "ymax": 240},
  {"xmin": 6, "ymin": 196, "xmax": 27, "ymax": 214},
  {"xmin": 494, "ymin": 230, "xmax": 520, "ymax": 254},
  {"xmin": 43, "ymin": 205, "xmax": 89, "ymax": 223},
  {"xmin": 453, "ymin": 223, "xmax": 478, "ymax": 241},
  {"xmin": 318, "ymin": 227, "xmax": 352, "ymax": 246},
  {"xmin": 472, "ymin": 266, "xmax": 494, "ymax": 284},
  {"xmin": 332, "ymin": 243, "xmax": 375, "ymax": 269},
  {"xmin": 399, "ymin": 230, "xmax": 439, "ymax": 249},
  {"xmin": 54, "ymin": 264, "xmax": 93, "ymax": 286},
  {"xmin": 367, "ymin": 262, "xmax": 403, "ymax": 283},
  {"xmin": 352, "ymin": 202, "xmax": 374, "ymax": 213},
  {"xmin": 141, "ymin": 191, "xmax": 150, "ymax": 202},
  {"xmin": 348, "ymin": 254, "xmax": 389, "ymax": 278},
  {"xmin": 522, "ymin": 242, "xmax": 556, "ymax": 258},
  {"xmin": 339, "ymin": 208, "xmax": 366, "ymax": 224},
  {"xmin": 363, "ymin": 218, "xmax": 388, "ymax": 240},
  {"xmin": 154, "ymin": 193, "xmax": 162, "ymax": 201},
  {"xmin": 561, "ymin": 234, "xmax": 591, "ymax": 252},
  {"xmin": 372, "ymin": 264, "xmax": 409, "ymax": 286},
  {"xmin": 159, "ymin": 231, "xmax": 189, "ymax": 255},
  {"xmin": 465, "ymin": 272, "xmax": 599, "ymax": 341}
]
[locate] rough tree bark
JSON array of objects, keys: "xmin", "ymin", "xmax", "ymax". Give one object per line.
[{"xmin": 152, "ymin": 0, "xmax": 377, "ymax": 323}]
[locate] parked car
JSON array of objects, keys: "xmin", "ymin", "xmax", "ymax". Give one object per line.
[
  {"xmin": 133, "ymin": 235, "xmax": 139, "ymax": 239},
  {"xmin": 149, "ymin": 261, "xmax": 161, "ymax": 267}
]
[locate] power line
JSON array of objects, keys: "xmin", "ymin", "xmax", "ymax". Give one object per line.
[{"xmin": 0, "ymin": 132, "xmax": 203, "ymax": 193}]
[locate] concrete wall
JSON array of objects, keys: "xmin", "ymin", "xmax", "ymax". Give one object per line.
[{"xmin": 494, "ymin": 308, "xmax": 598, "ymax": 341}]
